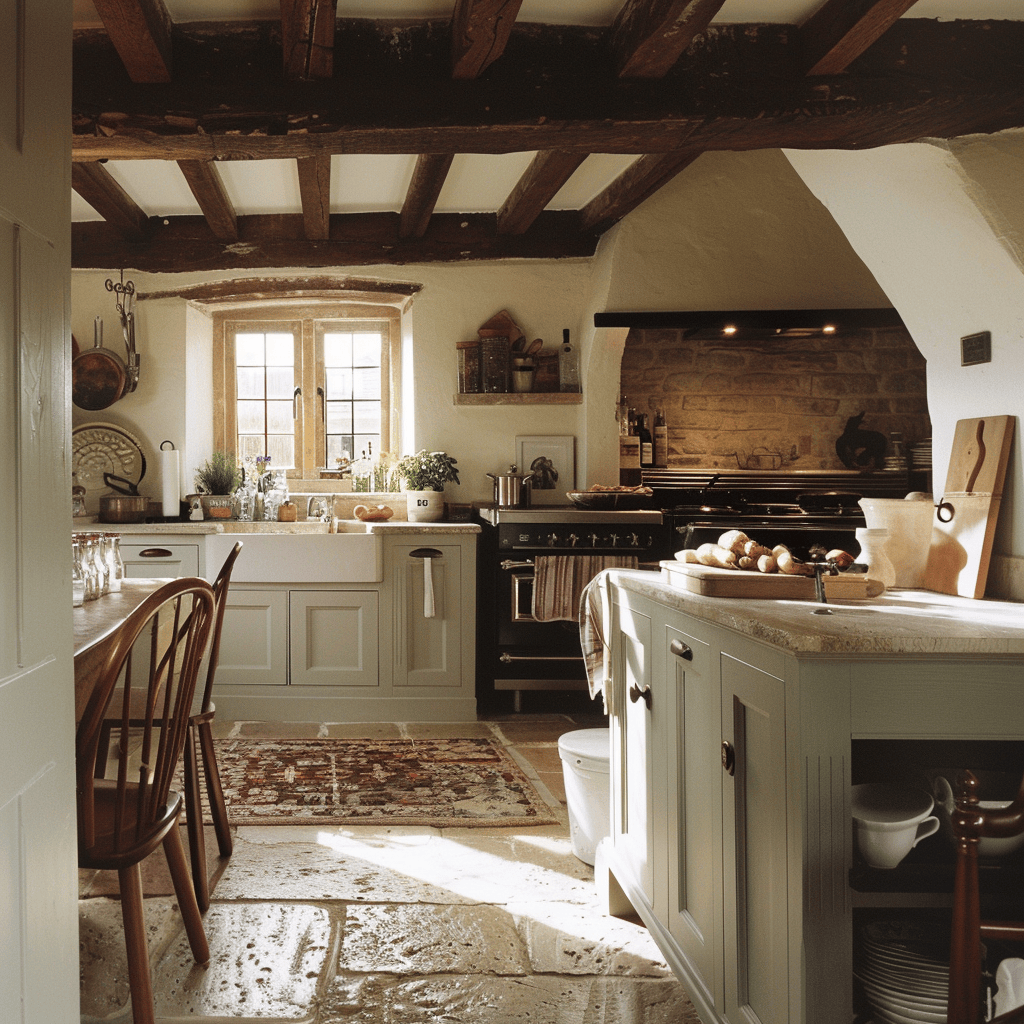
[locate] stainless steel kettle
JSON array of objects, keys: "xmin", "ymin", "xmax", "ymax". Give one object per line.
[{"xmin": 487, "ymin": 466, "xmax": 532, "ymax": 508}]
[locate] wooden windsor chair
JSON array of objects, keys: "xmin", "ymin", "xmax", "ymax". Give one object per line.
[
  {"xmin": 948, "ymin": 769, "xmax": 1024, "ymax": 1024},
  {"xmin": 77, "ymin": 577, "xmax": 216, "ymax": 1024}
]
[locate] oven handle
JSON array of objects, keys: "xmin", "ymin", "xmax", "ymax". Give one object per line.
[
  {"xmin": 500, "ymin": 653, "xmax": 584, "ymax": 663},
  {"xmin": 501, "ymin": 558, "xmax": 534, "ymax": 570}
]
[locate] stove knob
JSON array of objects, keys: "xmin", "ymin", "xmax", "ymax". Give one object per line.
[
  {"xmin": 627, "ymin": 531, "xmax": 640, "ymax": 547},
  {"xmin": 567, "ymin": 532, "xmax": 579, "ymax": 547},
  {"xmin": 588, "ymin": 532, "xmax": 601, "ymax": 547},
  {"xmin": 608, "ymin": 532, "xmax": 620, "ymax": 547},
  {"xmin": 546, "ymin": 532, "xmax": 559, "ymax": 547}
]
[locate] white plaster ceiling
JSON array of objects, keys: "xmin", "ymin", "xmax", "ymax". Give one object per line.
[{"xmin": 71, "ymin": 1, "xmax": 1024, "ymax": 225}]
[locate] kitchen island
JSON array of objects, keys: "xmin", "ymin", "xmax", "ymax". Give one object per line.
[
  {"xmin": 73, "ymin": 519, "xmax": 480, "ymax": 721},
  {"xmin": 598, "ymin": 568, "xmax": 1024, "ymax": 1024}
]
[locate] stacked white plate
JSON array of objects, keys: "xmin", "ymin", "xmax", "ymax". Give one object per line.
[{"xmin": 855, "ymin": 920, "xmax": 949, "ymax": 1024}]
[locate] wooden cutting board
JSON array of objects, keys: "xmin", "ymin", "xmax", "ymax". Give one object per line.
[
  {"xmin": 660, "ymin": 561, "xmax": 884, "ymax": 600},
  {"xmin": 921, "ymin": 415, "xmax": 1014, "ymax": 599}
]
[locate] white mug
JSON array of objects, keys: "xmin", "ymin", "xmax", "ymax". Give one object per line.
[{"xmin": 851, "ymin": 784, "xmax": 940, "ymax": 870}]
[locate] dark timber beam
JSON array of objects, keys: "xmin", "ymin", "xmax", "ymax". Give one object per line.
[
  {"xmin": 611, "ymin": 0, "xmax": 727, "ymax": 78},
  {"xmin": 71, "ymin": 162, "xmax": 150, "ymax": 242},
  {"xmin": 280, "ymin": 0, "xmax": 337, "ymax": 79},
  {"xmin": 451, "ymin": 0, "xmax": 525, "ymax": 79},
  {"xmin": 70, "ymin": 211, "xmax": 598, "ymax": 271},
  {"xmin": 296, "ymin": 152, "xmax": 332, "ymax": 240},
  {"xmin": 177, "ymin": 159, "xmax": 238, "ymax": 240},
  {"xmin": 91, "ymin": 0, "xmax": 173, "ymax": 83},
  {"xmin": 801, "ymin": 0, "xmax": 921, "ymax": 76},
  {"xmin": 72, "ymin": 22, "xmax": 1024, "ymax": 161},
  {"xmin": 579, "ymin": 151, "xmax": 702, "ymax": 234},
  {"xmin": 497, "ymin": 151, "xmax": 587, "ymax": 235},
  {"xmin": 400, "ymin": 154, "xmax": 455, "ymax": 239}
]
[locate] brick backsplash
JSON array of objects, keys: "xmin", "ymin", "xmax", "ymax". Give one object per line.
[{"xmin": 619, "ymin": 326, "xmax": 931, "ymax": 471}]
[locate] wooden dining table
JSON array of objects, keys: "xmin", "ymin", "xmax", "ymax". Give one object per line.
[{"xmin": 73, "ymin": 578, "xmax": 172, "ymax": 725}]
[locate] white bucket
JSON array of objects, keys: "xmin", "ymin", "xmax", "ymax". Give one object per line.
[{"xmin": 558, "ymin": 728, "xmax": 610, "ymax": 865}]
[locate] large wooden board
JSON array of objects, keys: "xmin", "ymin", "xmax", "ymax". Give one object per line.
[
  {"xmin": 922, "ymin": 415, "xmax": 1014, "ymax": 599},
  {"xmin": 660, "ymin": 561, "xmax": 883, "ymax": 600}
]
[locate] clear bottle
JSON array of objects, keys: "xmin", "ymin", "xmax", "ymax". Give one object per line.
[
  {"xmin": 104, "ymin": 533, "xmax": 124, "ymax": 593},
  {"xmin": 72, "ymin": 540, "xmax": 86, "ymax": 607},
  {"xmin": 80, "ymin": 535, "xmax": 100, "ymax": 601},
  {"xmin": 558, "ymin": 329, "xmax": 579, "ymax": 393},
  {"xmin": 90, "ymin": 533, "xmax": 110, "ymax": 595},
  {"xmin": 617, "ymin": 394, "xmax": 629, "ymax": 436}
]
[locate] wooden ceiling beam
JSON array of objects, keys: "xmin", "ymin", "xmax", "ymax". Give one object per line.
[
  {"xmin": 296, "ymin": 152, "xmax": 332, "ymax": 240},
  {"xmin": 801, "ymin": 0, "xmax": 921, "ymax": 75},
  {"xmin": 73, "ymin": 21, "xmax": 1024, "ymax": 161},
  {"xmin": 71, "ymin": 162, "xmax": 150, "ymax": 242},
  {"xmin": 497, "ymin": 151, "xmax": 587, "ymax": 235},
  {"xmin": 400, "ymin": 154, "xmax": 455, "ymax": 239},
  {"xmin": 71, "ymin": 211, "xmax": 597, "ymax": 271},
  {"xmin": 177, "ymin": 160, "xmax": 238, "ymax": 240},
  {"xmin": 579, "ymin": 151, "xmax": 702, "ymax": 234},
  {"xmin": 280, "ymin": 0, "xmax": 338, "ymax": 80},
  {"xmin": 451, "ymin": 0, "xmax": 525, "ymax": 79},
  {"xmin": 91, "ymin": 0, "xmax": 173, "ymax": 83},
  {"xmin": 611, "ymin": 0, "xmax": 727, "ymax": 78}
]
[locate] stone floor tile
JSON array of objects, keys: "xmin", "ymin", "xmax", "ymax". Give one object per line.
[
  {"xmin": 320, "ymin": 721, "xmax": 407, "ymax": 739},
  {"xmin": 403, "ymin": 720, "xmax": 496, "ymax": 739},
  {"xmin": 230, "ymin": 720, "xmax": 328, "ymax": 738},
  {"xmin": 320, "ymin": 973, "xmax": 592, "ymax": 1023},
  {"xmin": 519, "ymin": 745, "xmax": 566, "ymax": 776},
  {"xmin": 151, "ymin": 903, "xmax": 333, "ymax": 1019},
  {"xmin": 493, "ymin": 719, "xmax": 587, "ymax": 744},
  {"xmin": 585, "ymin": 975, "xmax": 702, "ymax": 1023},
  {"xmin": 340, "ymin": 904, "xmax": 530, "ymax": 975},
  {"xmin": 79, "ymin": 897, "xmax": 182, "ymax": 1020},
  {"xmin": 506, "ymin": 901, "xmax": 671, "ymax": 977}
]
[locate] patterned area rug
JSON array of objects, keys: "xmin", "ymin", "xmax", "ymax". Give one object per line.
[{"xmin": 189, "ymin": 737, "xmax": 559, "ymax": 828}]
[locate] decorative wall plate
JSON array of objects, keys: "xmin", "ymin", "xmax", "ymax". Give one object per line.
[{"xmin": 72, "ymin": 423, "xmax": 147, "ymax": 513}]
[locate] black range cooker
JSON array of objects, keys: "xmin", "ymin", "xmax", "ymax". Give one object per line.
[{"xmin": 475, "ymin": 505, "xmax": 666, "ymax": 714}]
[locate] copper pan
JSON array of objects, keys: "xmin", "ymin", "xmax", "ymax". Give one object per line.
[{"xmin": 72, "ymin": 317, "xmax": 125, "ymax": 411}]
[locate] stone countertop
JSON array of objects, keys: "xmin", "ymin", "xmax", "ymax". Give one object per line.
[
  {"xmin": 71, "ymin": 519, "xmax": 480, "ymax": 536},
  {"xmin": 609, "ymin": 569, "xmax": 1024, "ymax": 657}
]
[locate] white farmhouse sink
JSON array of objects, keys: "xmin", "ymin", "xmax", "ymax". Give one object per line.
[{"xmin": 207, "ymin": 530, "xmax": 383, "ymax": 583}]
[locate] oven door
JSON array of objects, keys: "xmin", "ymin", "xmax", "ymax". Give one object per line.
[{"xmin": 494, "ymin": 556, "xmax": 588, "ymax": 690}]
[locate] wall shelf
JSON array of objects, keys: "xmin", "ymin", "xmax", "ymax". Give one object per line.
[{"xmin": 453, "ymin": 392, "xmax": 582, "ymax": 406}]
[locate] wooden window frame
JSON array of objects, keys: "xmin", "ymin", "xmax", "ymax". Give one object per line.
[{"xmin": 213, "ymin": 302, "xmax": 401, "ymax": 480}]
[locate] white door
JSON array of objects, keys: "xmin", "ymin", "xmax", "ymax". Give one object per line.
[{"xmin": 0, "ymin": 0, "xmax": 79, "ymax": 1020}]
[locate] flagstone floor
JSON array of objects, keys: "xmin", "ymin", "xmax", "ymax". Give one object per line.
[{"xmin": 78, "ymin": 713, "xmax": 700, "ymax": 1023}]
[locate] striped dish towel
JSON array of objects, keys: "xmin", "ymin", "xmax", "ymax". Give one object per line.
[{"xmin": 531, "ymin": 555, "xmax": 638, "ymax": 623}]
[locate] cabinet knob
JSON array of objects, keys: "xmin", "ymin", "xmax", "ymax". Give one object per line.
[
  {"xmin": 669, "ymin": 639, "xmax": 693, "ymax": 661},
  {"xmin": 628, "ymin": 683, "xmax": 652, "ymax": 710},
  {"xmin": 721, "ymin": 740, "xmax": 735, "ymax": 776}
]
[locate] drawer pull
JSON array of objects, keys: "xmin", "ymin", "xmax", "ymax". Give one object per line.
[
  {"xmin": 139, "ymin": 548, "xmax": 173, "ymax": 558},
  {"xmin": 670, "ymin": 639, "xmax": 693, "ymax": 661},
  {"xmin": 628, "ymin": 683, "xmax": 652, "ymax": 710}
]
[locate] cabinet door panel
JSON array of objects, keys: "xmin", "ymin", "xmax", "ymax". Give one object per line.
[
  {"xmin": 612, "ymin": 601, "xmax": 655, "ymax": 905},
  {"xmin": 665, "ymin": 623, "xmax": 719, "ymax": 1006},
  {"xmin": 217, "ymin": 589, "xmax": 289, "ymax": 686},
  {"xmin": 722, "ymin": 655, "xmax": 788, "ymax": 1024},
  {"xmin": 392, "ymin": 544, "xmax": 461, "ymax": 689},
  {"xmin": 290, "ymin": 591, "xmax": 379, "ymax": 688}
]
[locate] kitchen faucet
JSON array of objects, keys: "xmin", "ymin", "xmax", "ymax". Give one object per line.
[{"xmin": 306, "ymin": 495, "xmax": 329, "ymax": 520}]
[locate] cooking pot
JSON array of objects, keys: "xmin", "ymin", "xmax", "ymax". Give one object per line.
[
  {"xmin": 487, "ymin": 467, "xmax": 532, "ymax": 508},
  {"xmin": 99, "ymin": 494, "xmax": 149, "ymax": 523}
]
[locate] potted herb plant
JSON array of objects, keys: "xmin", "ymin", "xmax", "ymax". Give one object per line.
[
  {"xmin": 194, "ymin": 451, "xmax": 242, "ymax": 519},
  {"xmin": 396, "ymin": 450, "xmax": 459, "ymax": 522}
]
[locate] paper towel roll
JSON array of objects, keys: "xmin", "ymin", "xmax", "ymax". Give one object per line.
[{"xmin": 160, "ymin": 444, "xmax": 180, "ymax": 517}]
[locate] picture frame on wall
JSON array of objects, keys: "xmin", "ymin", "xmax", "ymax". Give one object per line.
[{"xmin": 516, "ymin": 435, "xmax": 575, "ymax": 501}]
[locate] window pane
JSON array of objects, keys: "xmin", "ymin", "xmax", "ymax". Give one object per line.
[
  {"xmin": 266, "ymin": 435, "xmax": 294, "ymax": 468},
  {"xmin": 237, "ymin": 435, "xmax": 265, "ymax": 463},
  {"xmin": 353, "ymin": 402, "xmax": 381, "ymax": 434},
  {"xmin": 237, "ymin": 400, "xmax": 265, "ymax": 434},
  {"xmin": 323, "ymin": 332, "xmax": 352, "ymax": 366},
  {"xmin": 266, "ymin": 366, "xmax": 293, "ymax": 401},
  {"xmin": 352, "ymin": 333, "xmax": 382, "ymax": 366},
  {"xmin": 236, "ymin": 333, "xmax": 265, "ymax": 365},
  {"xmin": 237, "ymin": 366, "xmax": 265, "ymax": 399},
  {"xmin": 324, "ymin": 367, "xmax": 352, "ymax": 400},
  {"xmin": 327, "ymin": 435, "xmax": 354, "ymax": 465},
  {"xmin": 266, "ymin": 400, "xmax": 293, "ymax": 434},
  {"xmin": 265, "ymin": 333, "xmax": 295, "ymax": 365},
  {"xmin": 353, "ymin": 367, "xmax": 380, "ymax": 400},
  {"xmin": 325, "ymin": 403, "xmax": 351, "ymax": 434}
]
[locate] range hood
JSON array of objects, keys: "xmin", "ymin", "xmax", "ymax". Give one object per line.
[{"xmin": 594, "ymin": 308, "xmax": 905, "ymax": 339}]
